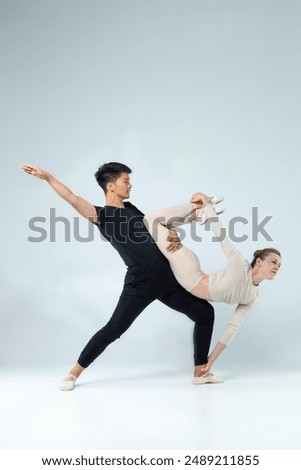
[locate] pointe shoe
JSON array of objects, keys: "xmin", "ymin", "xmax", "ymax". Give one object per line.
[
  {"xmin": 197, "ymin": 205, "xmax": 225, "ymax": 225},
  {"xmin": 60, "ymin": 374, "xmax": 77, "ymax": 391},
  {"xmin": 192, "ymin": 373, "xmax": 224, "ymax": 385},
  {"xmin": 209, "ymin": 195, "xmax": 224, "ymax": 205},
  {"xmin": 214, "ymin": 207, "xmax": 224, "ymax": 215}
]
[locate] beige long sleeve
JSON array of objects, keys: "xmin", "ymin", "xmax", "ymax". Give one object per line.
[{"xmin": 219, "ymin": 300, "xmax": 256, "ymax": 345}]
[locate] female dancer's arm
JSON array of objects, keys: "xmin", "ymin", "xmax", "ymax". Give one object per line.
[
  {"xmin": 20, "ymin": 164, "xmax": 98, "ymax": 222},
  {"xmin": 204, "ymin": 301, "xmax": 256, "ymax": 371},
  {"xmin": 148, "ymin": 203, "xmax": 195, "ymax": 253}
]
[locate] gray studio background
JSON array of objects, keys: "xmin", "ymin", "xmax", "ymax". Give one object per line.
[{"xmin": 1, "ymin": 0, "xmax": 300, "ymax": 375}]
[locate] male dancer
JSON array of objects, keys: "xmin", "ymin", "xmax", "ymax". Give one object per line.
[{"xmin": 21, "ymin": 162, "xmax": 220, "ymax": 390}]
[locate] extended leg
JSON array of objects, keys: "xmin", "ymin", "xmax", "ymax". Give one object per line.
[
  {"xmin": 144, "ymin": 203, "xmax": 196, "ymax": 230},
  {"xmin": 159, "ymin": 288, "xmax": 214, "ymax": 366},
  {"xmin": 77, "ymin": 293, "xmax": 153, "ymax": 368},
  {"xmin": 197, "ymin": 204, "xmax": 239, "ymax": 260},
  {"xmin": 144, "ymin": 206, "xmax": 206, "ymax": 292},
  {"xmin": 60, "ymin": 290, "xmax": 153, "ymax": 391}
]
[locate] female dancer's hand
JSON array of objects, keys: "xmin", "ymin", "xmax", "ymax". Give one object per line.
[
  {"xmin": 166, "ymin": 230, "xmax": 182, "ymax": 253},
  {"xmin": 20, "ymin": 163, "xmax": 50, "ymax": 180},
  {"xmin": 190, "ymin": 192, "xmax": 211, "ymax": 206},
  {"xmin": 199, "ymin": 363, "xmax": 211, "ymax": 373}
]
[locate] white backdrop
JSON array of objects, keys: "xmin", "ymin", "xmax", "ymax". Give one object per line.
[{"xmin": 1, "ymin": 0, "xmax": 300, "ymax": 374}]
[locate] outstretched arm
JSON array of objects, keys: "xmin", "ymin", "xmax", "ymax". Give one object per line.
[
  {"xmin": 201, "ymin": 301, "xmax": 256, "ymax": 372},
  {"xmin": 20, "ymin": 164, "xmax": 98, "ymax": 222}
]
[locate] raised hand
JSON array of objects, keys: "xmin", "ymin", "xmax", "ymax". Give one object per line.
[
  {"xmin": 20, "ymin": 163, "xmax": 49, "ymax": 180},
  {"xmin": 190, "ymin": 192, "xmax": 211, "ymax": 206}
]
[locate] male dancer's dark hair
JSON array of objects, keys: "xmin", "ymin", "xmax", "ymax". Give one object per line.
[{"xmin": 95, "ymin": 162, "xmax": 132, "ymax": 193}]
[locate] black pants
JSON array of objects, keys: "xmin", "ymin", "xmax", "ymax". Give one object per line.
[{"xmin": 78, "ymin": 263, "xmax": 214, "ymax": 368}]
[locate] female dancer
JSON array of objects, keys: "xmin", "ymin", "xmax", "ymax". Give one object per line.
[{"xmin": 143, "ymin": 194, "xmax": 281, "ymax": 383}]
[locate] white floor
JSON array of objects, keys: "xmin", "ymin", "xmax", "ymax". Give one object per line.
[{"xmin": 1, "ymin": 366, "xmax": 301, "ymax": 450}]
